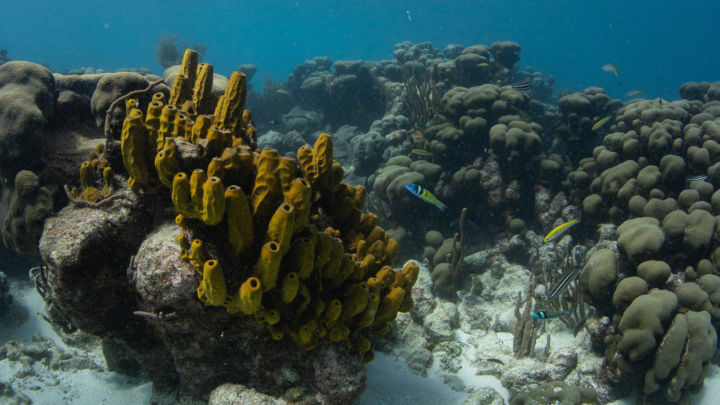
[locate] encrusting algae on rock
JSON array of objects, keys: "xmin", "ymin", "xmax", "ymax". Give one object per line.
[{"xmin": 103, "ymin": 49, "xmax": 418, "ymax": 361}]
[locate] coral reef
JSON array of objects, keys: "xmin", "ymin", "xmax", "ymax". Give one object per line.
[
  {"xmin": 2, "ymin": 37, "xmax": 719, "ymax": 404},
  {"xmin": 37, "ymin": 49, "xmax": 417, "ymax": 401}
]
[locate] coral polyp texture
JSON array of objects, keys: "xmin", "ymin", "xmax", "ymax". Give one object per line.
[{"xmin": 38, "ymin": 49, "xmax": 416, "ymax": 401}]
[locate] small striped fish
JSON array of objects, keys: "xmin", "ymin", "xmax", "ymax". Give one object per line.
[
  {"xmin": 544, "ymin": 219, "xmax": 580, "ymax": 243},
  {"xmin": 592, "ymin": 116, "xmax": 611, "ymax": 131},
  {"xmin": 411, "ymin": 149, "xmax": 434, "ymax": 158},
  {"xmin": 547, "ymin": 265, "xmax": 581, "ymax": 300},
  {"xmin": 512, "ymin": 81, "xmax": 532, "ymax": 91},
  {"xmin": 531, "ymin": 310, "xmax": 570, "ymax": 320}
]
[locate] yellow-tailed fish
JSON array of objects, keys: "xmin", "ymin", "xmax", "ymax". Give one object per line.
[
  {"xmin": 477, "ymin": 62, "xmax": 489, "ymax": 67},
  {"xmin": 601, "ymin": 63, "xmax": 618, "ymax": 77},
  {"xmin": 592, "ymin": 116, "xmax": 610, "ymax": 131},
  {"xmin": 544, "ymin": 219, "xmax": 579, "ymax": 243},
  {"xmin": 411, "ymin": 149, "xmax": 434, "ymax": 157},
  {"xmin": 404, "ymin": 183, "xmax": 446, "ymax": 211}
]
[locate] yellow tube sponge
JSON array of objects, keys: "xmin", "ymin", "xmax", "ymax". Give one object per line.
[
  {"xmin": 283, "ymin": 178, "xmax": 312, "ymax": 233},
  {"xmin": 266, "ymin": 203, "xmax": 295, "ymax": 256},
  {"xmin": 315, "ymin": 231, "xmax": 335, "ymax": 270},
  {"xmin": 281, "ymin": 272, "xmax": 300, "ymax": 303},
  {"xmin": 158, "ymin": 104, "xmax": 177, "ymax": 146},
  {"xmin": 296, "ymin": 282, "xmax": 311, "ymax": 314},
  {"xmin": 296, "ymin": 145, "xmax": 316, "ymax": 181},
  {"xmin": 275, "ymin": 156, "xmax": 296, "ymax": 192},
  {"xmin": 197, "ymin": 259, "xmax": 227, "ymax": 306},
  {"xmin": 296, "ymin": 320, "xmax": 317, "ymax": 349},
  {"xmin": 324, "ymin": 299, "xmax": 342, "ymax": 324},
  {"xmin": 374, "ymin": 266, "xmax": 396, "ymax": 290},
  {"xmin": 327, "ymin": 254, "xmax": 356, "ymax": 288},
  {"xmin": 168, "ymin": 50, "xmax": 197, "ymax": 107},
  {"xmin": 189, "ymin": 169, "xmax": 207, "ymax": 209},
  {"xmin": 355, "ymin": 292, "xmax": 380, "ymax": 328},
  {"xmin": 342, "ymin": 281, "xmax": 370, "ymax": 320},
  {"xmin": 268, "ymin": 325, "xmax": 284, "ymax": 341},
  {"xmin": 365, "ymin": 226, "xmax": 387, "ymax": 247},
  {"xmin": 329, "ymin": 322, "xmax": 350, "ymax": 342},
  {"xmin": 200, "ymin": 176, "xmax": 226, "ymax": 226},
  {"xmin": 121, "ymin": 112, "xmax": 156, "ymax": 191},
  {"xmin": 178, "ymin": 49, "xmax": 198, "ymax": 81},
  {"xmin": 193, "ymin": 63, "xmax": 214, "ymax": 114},
  {"xmin": 226, "ymin": 276, "xmax": 263, "ymax": 315},
  {"xmin": 254, "ymin": 308, "xmax": 281, "ymax": 325},
  {"xmin": 401, "ymin": 262, "xmax": 420, "ymax": 289},
  {"xmin": 322, "ymin": 236, "xmax": 344, "ymax": 281},
  {"xmin": 173, "ymin": 113, "xmax": 188, "ymax": 138},
  {"xmin": 205, "ymin": 126, "xmax": 231, "ymax": 158},
  {"xmin": 78, "ymin": 160, "xmax": 99, "ymax": 201},
  {"xmin": 374, "ymin": 286, "xmax": 405, "ymax": 324},
  {"xmin": 190, "ymin": 239, "xmax": 208, "ymax": 273},
  {"xmin": 312, "ymin": 133, "xmax": 333, "ymax": 181},
  {"xmin": 250, "ymin": 149, "xmax": 282, "ymax": 223},
  {"xmin": 285, "ymin": 237, "xmax": 316, "ymax": 279},
  {"xmin": 144, "ymin": 99, "xmax": 163, "ymax": 142},
  {"xmin": 382, "ymin": 239, "xmax": 400, "ymax": 267},
  {"xmin": 155, "ymin": 139, "xmax": 181, "ymax": 188},
  {"xmin": 351, "ymin": 334, "xmax": 371, "ymax": 354},
  {"xmin": 171, "ymin": 172, "xmax": 198, "ymax": 218},
  {"xmin": 214, "ymin": 71, "xmax": 247, "ymax": 134},
  {"xmin": 254, "ymin": 241, "xmax": 282, "ymax": 291},
  {"xmin": 225, "ymin": 185, "xmax": 253, "ymax": 258},
  {"xmin": 191, "ymin": 115, "xmax": 213, "ymax": 143}
]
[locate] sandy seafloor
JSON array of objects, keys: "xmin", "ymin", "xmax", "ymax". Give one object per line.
[{"xmin": 1, "ymin": 279, "xmax": 719, "ymax": 405}]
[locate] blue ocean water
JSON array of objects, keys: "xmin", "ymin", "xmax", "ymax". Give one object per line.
[{"xmin": 1, "ymin": 0, "xmax": 717, "ymax": 100}]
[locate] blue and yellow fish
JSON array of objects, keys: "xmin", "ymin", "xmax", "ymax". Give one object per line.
[
  {"xmin": 404, "ymin": 183, "xmax": 447, "ymax": 211},
  {"xmin": 531, "ymin": 310, "xmax": 570, "ymax": 320},
  {"xmin": 591, "ymin": 116, "xmax": 611, "ymax": 131},
  {"xmin": 411, "ymin": 149, "xmax": 434, "ymax": 158},
  {"xmin": 544, "ymin": 219, "xmax": 580, "ymax": 243}
]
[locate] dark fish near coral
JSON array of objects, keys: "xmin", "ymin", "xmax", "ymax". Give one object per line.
[
  {"xmin": 531, "ymin": 310, "xmax": 570, "ymax": 320},
  {"xmin": 485, "ymin": 358, "xmax": 505, "ymax": 366},
  {"xmin": 404, "ymin": 183, "xmax": 447, "ymax": 211},
  {"xmin": 547, "ymin": 265, "xmax": 582, "ymax": 300},
  {"xmin": 512, "ymin": 81, "xmax": 533, "ymax": 91}
]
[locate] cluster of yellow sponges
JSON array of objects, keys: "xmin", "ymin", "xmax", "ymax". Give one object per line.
[
  {"xmin": 69, "ymin": 142, "xmax": 115, "ymax": 203},
  {"xmin": 110, "ymin": 49, "xmax": 416, "ymax": 362}
]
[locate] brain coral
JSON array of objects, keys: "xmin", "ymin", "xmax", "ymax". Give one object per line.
[{"xmin": 0, "ymin": 61, "xmax": 55, "ymax": 179}]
